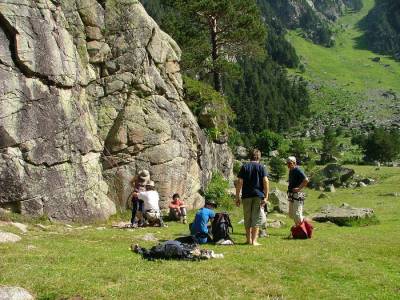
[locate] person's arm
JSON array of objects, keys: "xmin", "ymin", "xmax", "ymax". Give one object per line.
[
  {"xmin": 169, "ymin": 202, "xmax": 178, "ymax": 209},
  {"xmin": 261, "ymin": 176, "xmax": 269, "ymax": 206},
  {"xmin": 235, "ymin": 178, "xmax": 243, "ymax": 207},
  {"xmin": 293, "ymin": 177, "xmax": 309, "ymax": 192}
]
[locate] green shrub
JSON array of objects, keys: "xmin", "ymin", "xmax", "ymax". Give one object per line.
[
  {"xmin": 255, "ymin": 130, "xmax": 284, "ymax": 155},
  {"xmin": 269, "ymin": 157, "xmax": 286, "ymax": 182},
  {"xmin": 183, "ymin": 76, "xmax": 235, "ymax": 141},
  {"xmin": 362, "ymin": 128, "xmax": 400, "ymax": 163},
  {"xmin": 204, "ymin": 171, "xmax": 233, "ymax": 210},
  {"xmin": 233, "ymin": 161, "xmax": 242, "ymax": 176}
]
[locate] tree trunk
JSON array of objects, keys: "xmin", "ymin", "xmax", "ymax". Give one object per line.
[{"xmin": 210, "ymin": 16, "xmax": 223, "ymax": 93}]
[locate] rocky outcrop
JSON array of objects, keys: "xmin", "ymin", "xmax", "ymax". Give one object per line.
[
  {"xmin": 263, "ymin": 0, "xmax": 363, "ymax": 46},
  {"xmin": 268, "ymin": 189, "xmax": 289, "ymax": 213},
  {"xmin": 0, "ymin": 0, "xmax": 233, "ymax": 221},
  {"xmin": 312, "ymin": 203, "xmax": 375, "ymax": 226}
]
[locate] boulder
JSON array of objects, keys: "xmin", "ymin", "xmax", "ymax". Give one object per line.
[
  {"xmin": 0, "ymin": 231, "xmax": 21, "ymax": 243},
  {"xmin": 318, "ymin": 193, "xmax": 328, "ymax": 199},
  {"xmin": 358, "ymin": 182, "xmax": 367, "ymax": 188},
  {"xmin": 268, "ymin": 189, "xmax": 288, "ymax": 213},
  {"xmin": 235, "ymin": 146, "xmax": 248, "ymax": 159},
  {"xmin": 265, "ymin": 219, "xmax": 285, "ymax": 228},
  {"xmin": 310, "ymin": 164, "xmax": 355, "ymax": 189},
  {"xmin": 0, "ymin": 286, "xmax": 34, "ymax": 300},
  {"xmin": 361, "ymin": 178, "xmax": 376, "ymax": 185},
  {"xmin": 0, "ymin": 1, "xmax": 233, "ymax": 221},
  {"xmin": 312, "ymin": 203, "xmax": 375, "ymax": 226},
  {"xmin": 324, "ymin": 184, "xmax": 336, "ymax": 193}
]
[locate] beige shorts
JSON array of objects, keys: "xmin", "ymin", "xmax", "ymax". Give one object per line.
[
  {"xmin": 242, "ymin": 197, "xmax": 264, "ymax": 228},
  {"xmin": 288, "ymin": 200, "xmax": 304, "ymax": 224},
  {"xmin": 145, "ymin": 210, "xmax": 161, "ymax": 223}
]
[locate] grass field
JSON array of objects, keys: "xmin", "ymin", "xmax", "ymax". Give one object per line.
[
  {"xmin": 287, "ymin": 0, "xmax": 400, "ymax": 129},
  {"xmin": 1, "ymin": 165, "xmax": 400, "ymax": 299}
]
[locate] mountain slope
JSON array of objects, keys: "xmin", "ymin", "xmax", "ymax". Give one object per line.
[{"xmin": 288, "ymin": 0, "xmax": 400, "ymax": 135}]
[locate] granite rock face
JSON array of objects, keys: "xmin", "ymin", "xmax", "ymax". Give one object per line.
[{"xmin": 0, "ymin": 0, "xmax": 233, "ymax": 221}]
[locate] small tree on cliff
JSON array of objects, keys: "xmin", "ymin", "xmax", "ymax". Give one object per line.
[{"xmin": 164, "ymin": 0, "xmax": 266, "ymax": 93}]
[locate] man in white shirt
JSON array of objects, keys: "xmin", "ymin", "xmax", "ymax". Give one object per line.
[{"xmin": 138, "ymin": 181, "xmax": 164, "ymax": 226}]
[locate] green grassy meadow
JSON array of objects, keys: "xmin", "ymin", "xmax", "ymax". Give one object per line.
[
  {"xmin": 1, "ymin": 165, "xmax": 400, "ymax": 299},
  {"xmin": 287, "ymin": 0, "xmax": 400, "ymax": 125}
]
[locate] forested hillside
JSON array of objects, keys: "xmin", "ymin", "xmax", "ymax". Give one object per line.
[
  {"xmin": 140, "ymin": 0, "xmax": 311, "ymax": 146},
  {"xmin": 358, "ymin": 0, "xmax": 400, "ymax": 60}
]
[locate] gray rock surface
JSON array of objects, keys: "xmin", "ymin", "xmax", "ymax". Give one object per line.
[
  {"xmin": 0, "ymin": 1, "xmax": 233, "ymax": 221},
  {"xmin": 0, "ymin": 231, "xmax": 21, "ymax": 243},
  {"xmin": 268, "ymin": 189, "xmax": 289, "ymax": 213},
  {"xmin": 312, "ymin": 203, "xmax": 375, "ymax": 225},
  {"xmin": 0, "ymin": 286, "xmax": 34, "ymax": 300}
]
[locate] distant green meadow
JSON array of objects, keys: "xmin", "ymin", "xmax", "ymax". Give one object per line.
[
  {"xmin": 1, "ymin": 165, "xmax": 400, "ymax": 299},
  {"xmin": 287, "ymin": 0, "xmax": 400, "ymax": 126}
]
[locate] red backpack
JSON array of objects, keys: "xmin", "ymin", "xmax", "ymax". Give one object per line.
[{"xmin": 291, "ymin": 220, "xmax": 313, "ymax": 239}]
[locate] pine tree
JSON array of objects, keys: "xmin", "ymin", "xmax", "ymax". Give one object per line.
[
  {"xmin": 320, "ymin": 128, "xmax": 339, "ymax": 164},
  {"xmin": 163, "ymin": 0, "xmax": 266, "ymax": 93}
]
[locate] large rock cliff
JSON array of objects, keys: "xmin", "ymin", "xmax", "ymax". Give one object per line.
[{"xmin": 0, "ymin": 0, "xmax": 233, "ymax": 221}]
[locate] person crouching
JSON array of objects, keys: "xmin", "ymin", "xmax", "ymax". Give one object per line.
[
  {"xmin": 138, "ymin": 181, "xmax": 164, "ymax": 227},
  {"xmin": 190, "ymin": 200, "xmax": 217, "ymax": 244}
]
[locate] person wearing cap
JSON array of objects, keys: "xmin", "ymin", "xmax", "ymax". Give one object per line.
[
  {"xmin": 287, "ymin": 156, "xmax": 309, "ymax": 225},
  {"xmin": 190, "ymin": 200, "xmax": 217, "ymax": 244},
  {"xmin": 236, "ymin": 149, "xmax": 269, "ymax": 246},
  {"xmin": 130, "ymin": 170, "xmax": 151, "ymax": 227},
  {"xmin": 137, "ymin": 180, "xmax": 164, "ymax": 227}
]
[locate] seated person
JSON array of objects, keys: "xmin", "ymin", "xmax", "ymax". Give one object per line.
[
  {"xmin": 190, "ymin": 200, "xmax": 217, "ymax": 244},
  {"xmin": 169, "ymin": 193, "xmax": 187, "ymax": 224},
  {"xmin": 138, "ymin": 181, "xmax": 164, "ymax": 227}
]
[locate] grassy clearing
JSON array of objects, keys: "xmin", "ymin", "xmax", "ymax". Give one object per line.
[{"xmin": 1, "ymin": 166, "xmax": 400, "ymax": 299}]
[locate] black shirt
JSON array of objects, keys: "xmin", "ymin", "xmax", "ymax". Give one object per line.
[
  {"xmin": 288, "ymin": 167, "xmax": 307, "ymax": 192},
  {"xmin": 238, "ymin": 162, "xmax": 268, "ymax": 199}
]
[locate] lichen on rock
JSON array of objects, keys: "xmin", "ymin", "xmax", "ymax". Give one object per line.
[{"xmin": 0, "ymin": 0, "xmax": 233, "ymax": 221}]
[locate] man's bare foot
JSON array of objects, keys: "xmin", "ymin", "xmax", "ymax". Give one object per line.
[{"xmin": 252, "ymin": 242, "xmax": 262, "ymax": 246}]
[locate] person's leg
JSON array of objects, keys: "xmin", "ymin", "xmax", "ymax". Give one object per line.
[
  {"xmin": 245, "ymin": 227, "xmax": 251, "ymax": 244},
  {"xmin": 158, "ymin": 210, "xmax": 165, "ymax": 227},
  {"xmin": 180, "ymin": 207, "xmax": 187, "ymax": 224},
  {"xmin": 250, "ymin": 197, "xmax": 262, "ymax": 245},
  {"xmin": 288, "ymin": 200, "xmax": 295, "ymax": 224},
  {"xmin": 251, "ymin": 227, "xmax": 260, "ymax": 246},
  {"xmin": 259, "ymin": 209, "xmax": 268, "ymax": 237},
  {"xmin": 137, "ymin": 200, "xmax": 144, "ymax": 226},
  {"xmin": 131, "ymin": 201, "xmax": 138, "ymax": 225},
  {"xmin": 293, "ymin": 200, "xmax": 304, "ymax": 225},
  {"xmin": 169, "ymin": 208, "xmax": 180, "ymax": 221},
  {"xmin": 242, "ymin": 199, "xmax": 252, "ymax": 244}
]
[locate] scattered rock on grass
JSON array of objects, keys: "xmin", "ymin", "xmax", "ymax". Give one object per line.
[
  {"xmin": 380, "ymin": 192, "xmax": 399, "ymax": 197},
  {"xmin": 141, "ymin": 233, "xmax": 158, "ymax": 241},
  {"xmin": 0, "ymin": 286, "xmax": 34, "ymax": 300},
  {"xmin": 318, "ymin": 193, "xmax": 329, "ymax": 199},
  {"xmin": 269, "ymin": 189, "xmax": 288, "ymax": 213},
  {"xmin": 266, "ymin": 219, "xmax": 285, "ymax": 228},
  {"xmin": 10, "ymin": 222, "xmax": 28, "ymax": 233},
  {"xmin": 312, "ymin": 203, "xmax": 374, "ymax": 226},
  {"xmin": 0, "ymin": 231, "xmax": 21, "ymax": 243}
]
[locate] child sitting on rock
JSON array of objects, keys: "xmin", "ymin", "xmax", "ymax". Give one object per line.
[{"xmin": 168, "ymin": 193, "xmax": 187, "ymax": 224}]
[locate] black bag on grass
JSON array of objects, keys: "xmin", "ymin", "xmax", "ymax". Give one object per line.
[
  {"xmin": 211, "ymin": 212, "xmax": 233, "ymax": 243},
  {"xmin": 138, "ymin": 240, "xmax": 198, "ymax": 260}
]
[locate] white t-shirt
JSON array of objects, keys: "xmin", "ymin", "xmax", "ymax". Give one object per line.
[{"xmin": 138, "ymin": 190, "xmax": 160, "ymax": 211}]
